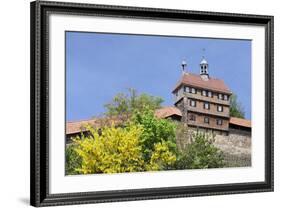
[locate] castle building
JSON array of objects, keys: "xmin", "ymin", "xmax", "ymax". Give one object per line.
[
  {"xmin": 172, "ymin": 58, "xmax": 232, "ymax": 135},
  {"xmin": 65, "ymin": 57, "xmax": 251, "ymax": 166}
]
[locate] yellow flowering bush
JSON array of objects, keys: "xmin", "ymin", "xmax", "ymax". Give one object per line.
[
  {"xmin": 146, "ymin": 141, "xmax": 176, "ymax": 171},
  {"xmin": 72, "ymin": 124, "xmax": 145, "ymax": 174},
  {"xmin": 68, "ymin": 121, "xmax": 177, "ymax": 174}
]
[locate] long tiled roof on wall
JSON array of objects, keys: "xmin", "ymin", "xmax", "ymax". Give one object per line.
[{"xmin": 66, "ymin": 107, "xmax": 251, "ymax": 135}]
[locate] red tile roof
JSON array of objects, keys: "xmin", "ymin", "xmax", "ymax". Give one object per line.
[
  {"xmin": 66, "ymin": 115, "xmax": 128, "ymax": 135},
  {"xmin": 66, "ymin": 107, "xmax": 183, "ymax": 135},
  {"xmin": 173, "ymin": 73, "xmax": 232, "ymax": 94},
  {"xmin": 66, "ymin": 118, "xmax": 98, "ymax": 135},
  {"xmin": 155, "ymin": 106, "xmax": 182, "ymax": 119},
  {"xmin": 229, "ymin": 117, "xmax": 251, "ymax": 128},
  {"xmin": 66, "ymin": 108, "xmax": 251, "ymax": 135}
]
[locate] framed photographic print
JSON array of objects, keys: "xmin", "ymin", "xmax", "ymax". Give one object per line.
[{"xmin": 30, "ymin": 0, "xmax": 274, "ymax": 207}]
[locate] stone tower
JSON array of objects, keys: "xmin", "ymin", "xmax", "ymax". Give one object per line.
[{"xmin": 172, "ymin": 58, "xmax": 232, "ymax": 135}]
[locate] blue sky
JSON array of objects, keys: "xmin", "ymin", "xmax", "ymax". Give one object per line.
[{"xmin": 66, "ymin": 32, "xmax": 251, "ymax": 121}]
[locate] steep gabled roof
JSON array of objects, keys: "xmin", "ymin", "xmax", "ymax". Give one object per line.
[{"xmin": 172, "ymin": 73, "xmax": 232, "ymax": 94}]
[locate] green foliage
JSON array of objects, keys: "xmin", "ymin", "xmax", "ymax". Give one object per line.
[
  {"xmin": 66, "ymin": 89, "xmax": 229, "ymax": 174},
  {"xmin": 67, "ymin": 122, "xmax": 177, "ymax": 174},
  {"xmin": 132, "ymin": 109, "xmax": 177, "ymax": 164},
  {"xmin": 230, "ymin": 93, "xmax": 245, "ymax": 118},
  {"xmin": 174, "ymin": 132, "xmax": 225, "ymax": 169},
  {"xmin": 104, "ymin": 88, "xmax": 163, "ymax": 116},
  {"xmin": 65, "ymin": 144, "xmax": 82, "ymax": 175},
  {"xmin": 146, "ymin": 141, "xmax": 176, "ymax": 171}
]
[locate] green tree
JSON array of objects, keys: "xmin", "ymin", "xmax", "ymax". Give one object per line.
[
  {"xmin": 230, "ymin": 93, "xmax": 245, "ymax": 118},
  {"xmin": 65, "ymin": 144, "xmax": 82, "ymax": 175},
  {"xmin": 174, "ymin": 132, "xmax": 225, "ymax": 169},
  {"xmin": 146, "ymin": 141, "xmax": 176, "ymax": 171},
  {"xmin": 132, "ymin": 108, "xmax": 177, "ymax": 166},
  {"xmin": 104, "ymin": 88, "xmax": 163, "ymax": 116}
]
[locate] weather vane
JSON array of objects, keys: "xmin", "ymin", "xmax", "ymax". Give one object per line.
[
  {"xmin": 202, "ymin": 48, "xmax": 206, "ymax": 58},
  {"xmin": 181, "ymin": 59, "xmax": 187, "ymax": 72}
]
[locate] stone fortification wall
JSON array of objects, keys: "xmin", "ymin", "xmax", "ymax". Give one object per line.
[
  {"xmin": 214, "ymin": 128, "xmax": 251, "ymax": 167},
  {"xmin": 176, "ymin": 127, "xmax": 251, "ymax": 167}
]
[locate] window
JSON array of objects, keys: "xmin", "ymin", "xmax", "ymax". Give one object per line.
[
  {"xmin": 218, "ymin": 93, "xmax": 223, "ymax": 100},
  {"xmin": 217, "ymin": 105, "xmax": 223, "ymax": 112},
  {"xmin": 190, "ymin": 99, "xmax": 196, "ymax": 107},
  {"xmin": 203, "ymin": 102, "xmax": 210, "ymax": 110},
  {"xmin": 216, "ymin": 119, "xmax": 223, "ymax": 125},
  {"xmin": 204, "ymin": 117, "xmax": 209, "ymax": 124},
  {"xmin": 202, "ymin": 90, "xmax": 207, "ymax": 96},
  {"xmin": 184, "ymin": 86, "xmax": 189, "ymax": 93},
  {"xmin": 208, "ymin": 91, "xmax": 212, "ymax": 97},
  {"xmin": 175, "ymin": 91, "xmax": 178, "ymax": 96},
  {"xmin": 189, "ymin": 114, "xmax": 196, "ymax": 121},
  {"xmin": 224, "ymin": 94, "xmax": 228, "ymax": 101},
  {"xmin": 191, "ymin": 88, "xmax": 196, "ymax": 94}
]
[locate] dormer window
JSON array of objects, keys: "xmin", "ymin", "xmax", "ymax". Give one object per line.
[
  {"xmin": 191, "ymin": 88, "xmax": 196, "ymax": 94},
  {"xmin": 224, "ymin": 94, "xmax": 228, "ymax": 101},
  {"xmin": 202, "ymin": 90, "xmax": 207, "ymax": 96},
  {"xmin": 184, "ymin": 86, "xmax": 190, "ymax": 93}
]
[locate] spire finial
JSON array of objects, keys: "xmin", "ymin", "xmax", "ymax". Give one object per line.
[
  {"xmin": 202, "ymin": 48, "xmax": 206, "ymax": 58},
  {"xmin": 181, "ymin": 59, "xmax": 187, "ymax": 73}
]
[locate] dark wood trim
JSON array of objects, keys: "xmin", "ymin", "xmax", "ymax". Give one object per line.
[{"xmin": 30, "ymin": 1, "xmax": 274, "ymax": 206}]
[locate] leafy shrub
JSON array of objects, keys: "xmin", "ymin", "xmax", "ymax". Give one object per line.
[
  {"xmin": 65, "ymin": 144, "xmax": 82, "ymax": 175},
  {"xmin": 174, "ymin": 132, "xmax": 225, "ymax": 169},
  {"xmin": 68, "ymin": 122, "xmax": 177, "ymax": 174},
  {"xmin": 146, "ymin": 141, "xmax": 176, "ymax": 171},
  {"xmin": 230, "ymin": 93, "xmax": 245, "ymax": 118},
  {"xmin": 132, "ymin": 108, "xmax": 177, "ymax": 164},
  {"xmin": 72, "ymin": 124, "xmax": 145, "ymax": 174}
]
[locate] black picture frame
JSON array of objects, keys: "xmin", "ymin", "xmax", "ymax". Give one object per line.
[{"xmin": 30, "ymin": 0, "xmax": 274, "ymax": 207}]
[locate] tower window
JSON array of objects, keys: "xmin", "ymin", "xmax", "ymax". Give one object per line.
[
  {"xmin": 204, "ymin": 117, "xmax": 209, "ymax": 124},
  {"xmin": 202, "ymin": 90, "xmax": 207, "ymax": 96},
  {"xmin": 217, "ymin": 105, "xmax": 223, "ymax": 112},
  {"xmin": 216, "ymin": 119, "xmax": 223, "ymax": 125},
  {"xmin": 190, "ymin": 100, "xmax": 196, "ymax": 107},
  {"xmin": 203, "ymin": 102, "xmax": 210, "ymax": 110},
  {"xmin": 208, "ymin": 91, "xmax": 212, "ymax": 97},
  {"xmin": 191, "ymin": 88, "xmax": 196, "ymax": 94},
  {"xmin": 184, "ymin": 86, "xmax": 190, "ymax": 93},
  {"xmin": 189, "ymin": 114, "xmax": 196, "ymax": 121},
  {"xmin": 224, "ymin": 95, "xmax": 228, "ymax": 101}
]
